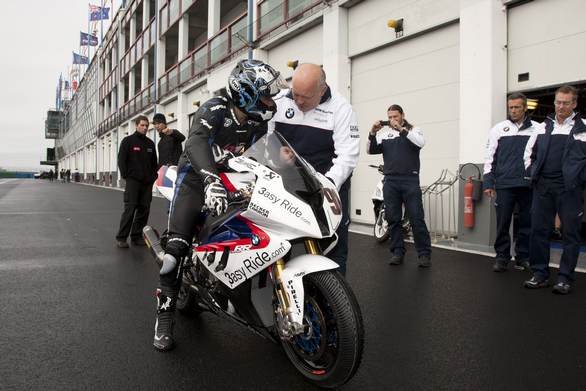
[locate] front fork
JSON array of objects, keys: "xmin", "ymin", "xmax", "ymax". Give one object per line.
[{"xmin": 273, "ymin": 239, "xmax": 320, "ymax": 337}]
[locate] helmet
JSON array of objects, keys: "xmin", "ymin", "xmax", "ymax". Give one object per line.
[{"xmin": 226, "ymin": 59, "xmax": 287, "ymax": 122}]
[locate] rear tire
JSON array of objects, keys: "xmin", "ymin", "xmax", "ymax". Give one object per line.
[
  {"xmin": 280, "ymin": 271, "xmax": 364, "ymax": 389},
  {"xmin": 374, "ymin": 207, "xmax": 390, "ymax": 243}
]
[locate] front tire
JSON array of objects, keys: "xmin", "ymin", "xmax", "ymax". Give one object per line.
[
  {"xmin": 374, "ymin": 206, "xmax": 390, "ymax": 243},
  {"xmin": 280, "ymin": 271, "xmax": 364, "ymax": 389},
  {"xmin": 176, "ymin": 263, "xmax": 202, "ymax": 316}
]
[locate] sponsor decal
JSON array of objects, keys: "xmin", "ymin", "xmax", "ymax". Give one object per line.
[
  {"xmin": 263, "ymin": 171, "xmax": 277, "ymax": 180},
  {"xmin": 200, "ymin": 119, "xmax": 212, "ymax": 129},
  {"xmin": 350, "ymin": 134, "xmax": 360, "ymax": 139},
  {"xmin": 285, "ymin": 107, "xmax": 295, "ymax": 119},
  {"xmin": 350, "ymin": 125, "xmax": 359, "ymax": 132},
  {"xmin": 147, "ymin": 148, "xmax": 153, "ymax": 152},
  {"xmin": 234, "ymin": 244, "xmax": 252, "ymax": 253},
  {"xmin": 294, "ymin": 272, "xmax": 305, "ymax": 278},
  {"xmin": 249, "ymin": 202, "xmax": 270, "ymax": 218},
  {"xmin": 251, "ymin": 235, "xmax": 260, "ymax": 246},
  {"xmin": 314, "ymin": 116, "xmax": 328, "ymax": 123},
  {"xmin": 223, "ymin": 243, "xmax": 288, "ymax": 285},
  {"xmin": 210, "ymin": 104, "xmax": 226, "ymax": 111},
  {"xmin": 234, "ymin": 156, "xmax": 258, "ymax": 171},
  {"xmin": 287, "ymin": 279, "xmax": 302, "ymax": 314},
  {"xmin": 314, "ymin": 107, "xmax": 333, "ymax": 114},
  {"xmin": 224, "ymin": 118, "xmax": 233, "ymax": 127},
  {"xmin": 503, "ymin": 126, "xmax": 510, "ymax": 132},
  {"xmin": 133, "ymin": 146, "xmax": 141, "ymax": 151},
  {"xmin": 258, "ymin": 187, "xmax": 305, "ymax": 220},
  {"xmin": 229, "ymin": 78, "xmax": 241, "ymax": 91}
]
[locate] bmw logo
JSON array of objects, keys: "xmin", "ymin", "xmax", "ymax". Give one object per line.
[
  {"xmin": 251, "ymin": 235, "xmax": 260, "ymax": 246},
  {"xmin": 285, "ymin": 107, "xmax": 295, "ymax": 119}
]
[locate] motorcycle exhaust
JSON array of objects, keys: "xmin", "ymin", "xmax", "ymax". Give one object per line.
[{"xmin": 142, "ymin": 226, "xmax": 165, "ymax": 267}]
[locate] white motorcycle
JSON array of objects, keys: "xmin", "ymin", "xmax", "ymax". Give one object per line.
[
  {"xmin": 144, "ymin": 132, "xmax": 364, "ymax": 389},
  {"xmin": 370, "ymin": 164, "xmax": 410, "ymax": 243}
]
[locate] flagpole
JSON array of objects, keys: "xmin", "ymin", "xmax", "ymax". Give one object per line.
[{"xmin": 101, "ymin": 0, "xmax": 104, "ymax": 43}]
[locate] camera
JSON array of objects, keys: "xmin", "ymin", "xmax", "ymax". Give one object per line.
[{"xmin": 380, "ymin": 120, "xmax": 390, "ymax": 126}]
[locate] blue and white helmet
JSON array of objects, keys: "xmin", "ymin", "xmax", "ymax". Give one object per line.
[{"xmin": 226, "ymin": 59, "xmax": 287, "ymax": 123}]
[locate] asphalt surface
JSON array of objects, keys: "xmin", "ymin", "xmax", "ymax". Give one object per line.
[{"xmin": 0, "ymin": 179, "xmax": 585, "ymax": 391}]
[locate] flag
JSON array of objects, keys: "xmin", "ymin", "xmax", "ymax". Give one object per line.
[
  {"xmin": 73, "ymin": 52, "xmax": 89, "ymax": 65},
  {"xmin": 64, "ymin": 80, "xmax": 71, "ymax": 90},
  {"xmin": 89, "ymin": 4, "xmax": 110, "ymax": 21},
  {"xmin": 80, "ymin": 31, "xmax": 99, "ymax": 46}
]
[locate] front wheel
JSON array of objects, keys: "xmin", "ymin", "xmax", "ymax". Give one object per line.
[
  {"xmin": 280, "ymin": 271, "xmax": 364, "ymax": 389},
  {"xmin": 374, "ymin": 206, "xmax": 390, "ymax": 243}
]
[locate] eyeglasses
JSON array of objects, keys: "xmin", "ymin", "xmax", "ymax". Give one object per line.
[{"xmin": 554, "ymin": 100, "xmax": 575, "ymax": 107}]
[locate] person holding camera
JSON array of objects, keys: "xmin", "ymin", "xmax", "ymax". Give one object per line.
[{"xmin": 367, "ymin": 104, "xmax": 431, "ymax": 267}]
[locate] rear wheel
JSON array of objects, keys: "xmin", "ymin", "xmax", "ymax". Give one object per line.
[
  {"xmin": 280, "ymin": 271, "xmax": 364, "ymax": 389},
  {"xmin": 374, "ymin": 206, "xmax": 390, "ymax": 243}
]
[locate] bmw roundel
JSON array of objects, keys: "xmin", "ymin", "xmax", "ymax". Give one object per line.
[{"xmin": 285, "ymin": 108, "xmax": 295, "ymax": 119}]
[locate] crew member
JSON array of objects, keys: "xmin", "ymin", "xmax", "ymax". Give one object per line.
[
  {"xmin": 483, "ymin": 92, "xmax": 539, "ymax": 272},
  {"xmin": 367, "ymin": 105, "xmax": 431, "ymax": 267},
  {"xmin": 523, "ymin": 85, "xmax": 586, "ymax": 294},
  {"xmin": 268, "ymin": 63, "xmax": 360, "ymax": 276}
]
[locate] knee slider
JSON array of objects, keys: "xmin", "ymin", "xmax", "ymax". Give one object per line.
[{"xmin": 161, "ymin": 237, "xmax": 190, "ymax": 275}]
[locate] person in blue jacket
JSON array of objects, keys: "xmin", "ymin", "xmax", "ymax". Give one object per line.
[
  {"xmin": 483, "ymin": 92, "xmax": 540, "ymax": 272},
  {"xmin": 523, "ymin": 85, "xmax": 586, "ymax": 294},
  {"xmin": 367, "ymin": 104, "xmax": 431, "ymax": 268}
]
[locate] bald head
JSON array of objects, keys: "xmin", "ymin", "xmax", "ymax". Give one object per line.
[{"xmin": 291, "ymin": 63, "xmax": 327, "ymax": 112}]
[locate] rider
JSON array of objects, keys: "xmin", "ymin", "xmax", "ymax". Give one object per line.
[{"xmin": 153, "ymin": 59, "xmax": 286, "ymax": 351}]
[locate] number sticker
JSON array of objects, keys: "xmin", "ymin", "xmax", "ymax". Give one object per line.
[{"xmin": 323, "ymin": 188, "xmax": 342, "ymax": 215}]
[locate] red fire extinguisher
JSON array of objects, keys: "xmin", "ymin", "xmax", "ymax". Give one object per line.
[{"xmin": 464, "ymin": 176, "xmax": 475, "ymax": 228}]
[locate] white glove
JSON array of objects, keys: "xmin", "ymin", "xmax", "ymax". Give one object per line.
[{"xmin": 203, "ymin": 174, "xmax": 228, "ymax": 216}]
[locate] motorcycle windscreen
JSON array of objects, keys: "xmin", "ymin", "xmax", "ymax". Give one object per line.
[{"xmin": 242, "ymin": 132, "xmax": 333, "ymax": 237}]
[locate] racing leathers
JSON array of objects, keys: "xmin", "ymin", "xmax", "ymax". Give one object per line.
[{"xmin": 154, "ymin": 95, "xmax": 266, "ymax": 350}]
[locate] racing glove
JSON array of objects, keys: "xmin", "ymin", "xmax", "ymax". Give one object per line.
[{"xmin": 202, "ymin": 171, "xmax": 228, "ymax": 216}]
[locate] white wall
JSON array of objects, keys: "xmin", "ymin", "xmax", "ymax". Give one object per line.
[
  {"xmin": 348, "ymin": 0, "xmax": 458, "ymax": 57},
  {"xmin": 267, "ymin": 24, "xmax": 323, "ymax": 81},
  {"xmin": 508, "ymin": 0, "xmax": 586, "ymax": 91},
  {"xmin": 350, "ymin": 23, "xmax": 460, "ymax": 224}
]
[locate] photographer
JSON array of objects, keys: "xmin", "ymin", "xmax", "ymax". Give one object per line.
[{"xmin": 367, "ymin": 104, "xmax": 431, "ymax": 267}]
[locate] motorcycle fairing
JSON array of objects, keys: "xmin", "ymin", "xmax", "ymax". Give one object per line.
[
  {"xmin": 278, "ymin": 254, "xmax": 339, "ymax": 326},
  {"xmin": 155, "ymin": 165, "xmax": 177, "ymax": 200},
  {"xmin": 194, "ymin": 219, "xmax": 292, "ymax": 290}
]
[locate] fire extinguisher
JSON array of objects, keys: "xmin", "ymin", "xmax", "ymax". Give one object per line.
[{"xmin": 464, "ymin": 176, "xmax": 475, "ymax": 228}]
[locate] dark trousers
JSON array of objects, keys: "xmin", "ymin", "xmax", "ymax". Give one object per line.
[
  {"xmin": 529, "ymin": 179, "xmax": 583, "ymax": 283},
  {"xmin": 322, "ymin": 179, "xmax": 350, "ymax": 276},
  {"xmin": 161, "ymin": 168, "xmax": 205, "ymax": 292},
  {"xmin": 383, "ymin": 176, "xmax": 431, "ymax": 257},
  {"xmin": 494, "ymin": 187, "xmax": 532, "ymax": 260},
  {"xmin": 116, "ymin": 178, "xmax": 153, "ymax": 241}
]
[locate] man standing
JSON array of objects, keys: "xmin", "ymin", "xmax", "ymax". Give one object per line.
[
  {"xmin": 268, "ymin": 63, "xmax": 360, "ymax": 276},
  {"xmin": 524, "ymin": 85, "xmax": 586, "ymax": 294},
  {"xmin": 152, "ymin": 113, "xmax": 186, "ymax": 167},
  {"xmin": 483, "ymin": 93, "xmax": 539, "ymax": 272},
  {"xmin": 115, "ymin": 115, "xmax": 158, "ymax": 248},
  {"xmin": 368, "ymin": 105, "xmax": 432, "ymax": 268}
]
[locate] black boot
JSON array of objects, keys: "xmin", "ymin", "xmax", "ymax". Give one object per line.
[{"xmin": 153, "ymin": 288, "xmax": 176, "ymax": 351}]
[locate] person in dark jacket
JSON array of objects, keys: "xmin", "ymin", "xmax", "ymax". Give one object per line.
[
  {"xmin": 523, "ymin": 85, "xmax": 586, "ymax": 294},
  {"xmin": 153, "ymin": 113, "xmax": 185, "ymax": 167},
  {"xmin": 367, "ymin": 104, "xmax": 431, "ymax": 268},
  {"xmin": 115, "ymin": 115, "xmax": 158, "ymax": 248},
  {"xmin": 152, "ymin": 60, "xmax": 285, "ymax": 351},
  {"xmin": 483, "ymin": 92, "xmax": 540, "ymax": 272}
]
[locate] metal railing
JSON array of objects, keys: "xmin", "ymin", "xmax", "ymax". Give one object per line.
[
  {"xmin": 120, "ymin": 17, "xmax": 156, "ymax": 77},
  {"xmin": 118, "ymin": 82, "xmax": 156, "ymax": 123},
  {"xmin": 99, "ymin": 66, "xmax": 118, "ymax": 101},
  {"xmin": 257, "ymin": 0, "xmax": 323, "ymax": 40},
  {"xmin": 158, "ymin": 13, "xmax": 248, "ymax": 99},
  {"xmin": 97, "ymin": 112, "xmax": 119, "ymax": 137}
]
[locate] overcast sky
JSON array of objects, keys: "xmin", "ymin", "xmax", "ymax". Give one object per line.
[{"xmin": 0, "ymin": 1, "xmax": 120, "ymax": 171}]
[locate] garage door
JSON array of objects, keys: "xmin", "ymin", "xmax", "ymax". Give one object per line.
[
  {"xmin": 508, "ymin": 0, "xmax": 586, "ymax": 92},
  {"xmin": 350, "ymin": 23, "xmax": 460, "ymax": 225}
]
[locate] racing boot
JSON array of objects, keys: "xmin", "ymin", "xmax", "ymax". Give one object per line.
[{"xmin": 153, "ymin": 288, "xmax": 177, "ymax": 351}]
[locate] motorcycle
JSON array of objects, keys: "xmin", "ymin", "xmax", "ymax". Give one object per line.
[
  {"xmin": 369, "ymin": 164, "xmax": 411, "ymax": 243},
  {"xmin": 144, "ymin": 132, "xmax": 364, "ymax": 389}
]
